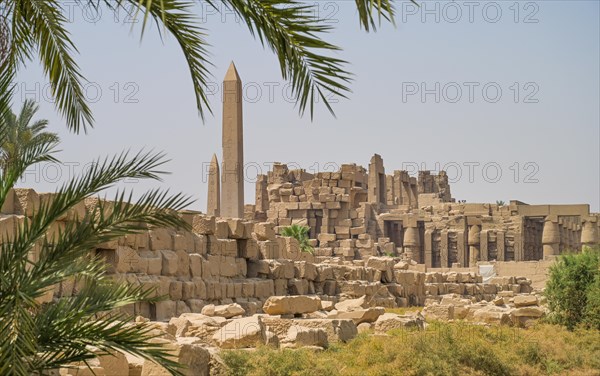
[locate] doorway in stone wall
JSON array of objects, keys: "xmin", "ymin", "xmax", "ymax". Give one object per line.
[{"xmin": 384, "ymin": 220, "xmax": 403, "ymax": 250}]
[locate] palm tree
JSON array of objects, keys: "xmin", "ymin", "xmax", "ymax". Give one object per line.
[
  {"xmin": 0, "ymin": 114, "xmax": 193, "ymax": 374},
  {"xmin": 2, "ymin": 0, "xmax": 414, "ymax": 133},
  {"xmin": 1, "ymin": 99, "xmax": 59, "ymax": 173},
  {"xmin": 281, "ymin": 224, "xmax": 314, "ymax": 254}
]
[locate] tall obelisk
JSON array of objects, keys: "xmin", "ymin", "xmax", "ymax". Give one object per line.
[
  {"xmin": 207, "ymin": 153, "xmax": 220, "ymax": 216},
  {"xmin": 221, "ymin": 62, "xmax": 244, "ymax": 218}
]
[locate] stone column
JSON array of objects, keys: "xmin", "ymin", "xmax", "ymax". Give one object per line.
[
  {"xmin": 424, "ymin": 229, "xmax": 434, "ymax": 268},
  {"xmin": 403, "ymin": 226, "xmax": 420, "ymax": 263},
  {"xmin": 440, "ymin": 230, "xmax": 449, "ymax": 267},
  {"xmin": 207, "ymin": 153, "xmax": 220, "ymax": 216},
  {"xmin": 581, "ymin": 217, "xmax": 599, "ymax": 247},
  {"xmin": 468, "ymin": 225, "xmax": 481, "ymax": 266},
  {"xmin": 542, "ymin": 217, "xmax": 560, "ymax": 258},
  {"xmin": 480, "ymin": 229, "xmax": 489, "ymax": 261},
  {"xmin": 221, "ymin": 62, "xmax": 244, "ymax": 218},
  {"xmin": 496, "ymin": 231, "xmax": 505, "ymax": 261}
]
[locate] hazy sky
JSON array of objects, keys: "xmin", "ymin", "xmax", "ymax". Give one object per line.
[{"xmin": 15, "ymin": 0, "xmax": 600, "ymax": 212}]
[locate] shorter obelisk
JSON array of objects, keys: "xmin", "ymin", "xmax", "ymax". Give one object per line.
[{"xmin": 207, "ymin": 153, "xmax": 220, "ymax": 216}]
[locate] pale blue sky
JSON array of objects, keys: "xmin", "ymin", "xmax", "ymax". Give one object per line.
[{"xmin": 15, "ymin": 1, "xmax": 600, "ymax": 212}]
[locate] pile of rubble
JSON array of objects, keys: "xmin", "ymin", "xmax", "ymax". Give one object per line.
[
  {"xmin": 423, "ymin": 292, "xmax": 546, "ymax": 327},
  {"xmin": 58, "ymin": 295, "xmax": 423, "ymax": 376}
]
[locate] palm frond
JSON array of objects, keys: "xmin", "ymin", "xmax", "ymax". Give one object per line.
[
  {"xmin": 209, "ymin": 0, "xmax": 352, "ymax": 118},
  {"xmin": 106, "ymin": 0, "xmax": 213, "ymax": 120},
  {"xmin": 16, "ymin": 0, "xmax": 93, "ymax": 133}
]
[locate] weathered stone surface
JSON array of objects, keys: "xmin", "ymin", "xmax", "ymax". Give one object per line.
[
  {"xmin": 422, "ymin": 304, "xmax": 454, "ymax": 321},
  {"xmin": 284, "ymin": 326, "xmax": 328, "ymax": 348},
  {"xmin": 263, "ymin": 295, "xmax": 321, "ymax": 315},
  {"xmin": 513, "ymin": 295, "xmax": 538, "ymax": 308},
  {"xmin": 471, "ymin": 306, "xmax": 512, "ymax": 325},
  {"xmin": 334, "ymin": 295, "xmax": 368, "ymax": 312},
  {"xmin": 329, "ymin": 307, "xmax": 385, "ymax": 324},
  {"xmin": 373, "ymin": 313, "xmax": 425, "ymax": 333},
  {"xmin": 140, "ymin": 339, "xmax": 210, "ymax": 376},
  {"xmin": 212, "ymin": 316, "xmax": 264, "ymax": 349},
  {"xmin": 201, "ymin": 303, "xmax": 245, "ymax": 319}
]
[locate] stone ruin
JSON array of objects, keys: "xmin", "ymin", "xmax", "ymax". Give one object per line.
[
  {"xmin": 7, "ymin": 62, "xmax": 598, "ymax": 375},
  {"xmin": 243, "ymin": 157, "xmax": 599, "ymax": 267}
]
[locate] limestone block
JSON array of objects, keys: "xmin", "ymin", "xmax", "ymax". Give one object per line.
[
  {"xmin": 254, "ymin": 279, "xmax": 275, "ymax": 298},
  {"xmin": 193, "ymin": 278, "xmax": 207, "ymax": 300},
  {"xmin": 288, "ymin": 278, "xmax": 309, "ymax": 295},
  {"xmin": 295, "ymin": 261, "xmax": 318, "ymax": 281},
  {"xmin": 149, "ymin": 228, "xmax": 173, "ymax": 251},
  {"xmin": 13, "ymin": 188, "xmax": 39, "ymax": 216},
  {"xmin": 176, "ymin": 301, "xmax": 191, "ymax": 316},
  {"xmin": 169, "ymin": 281, "xmax": 183, "ymax": 301},
  {"xmin": 221, "ymin": 239, "xmax": 239, "ymax": 257},
  {"xmin": 513, "ymin": 295, "xmax": 538, "ymax": 307},
  {"xmin": 274, "ymin": 279, "xmax": 288, "ymax": 296},
  {"xmin": 422, "ymin": 304, "xmax": 454, "ymax": 321},
  {"xmin": 243, "ymin": 222, "xmax": 255, "ymax": 239},
  {"xmin": 160, "ymin": 250, "xmax": 178, "ymax": 276},
  {"xmin": 220, "ymin": 256, "xmax": 237, "ymax": 277},
  {"xmin": 263, "ymin": 296, "xmax": 322, "ymax": 315},
  {"xmin": 258, "ymin": 240, "xmax": 280, "ymax": 259},
  {"xmin": 182, "ymin": 282, "xmax": 195, "ymax": 300},
  {"xmin": 269, "ymin": 260, "xmax": 295, "ymax": 279},
  {"xmin": 284, "ymin": 326, "xmax": 328, "ymax": 348},
  {"xmin": 175, "ymin": 250, "xmax": 190, "ymax": 278},
  {"xmin": 239, "ymin": 238, "xmax": 259, "ymax": 260},
  {"xmin": 201, "ymin": 303, "xmax": 245, "ymax": 318},
  {"xmin": 140, "ymin": 339, "xmax": 210, "ymax": 376},
  {"xmin": 235, "ymin": 257, "xmax": 247, "ymax": 276},
  {"xmin": 212, "ymin": 316, "xmax": 265, "ymax": 349},
  {"xmin": 215, "ymin": 220, "xmax": 230, "ymax": 239},
  {"xmin": 228, "ymin": 218, "xmax": 245, "ymax": 239},
  {"xmin": 247, "ymin": 260, "xmax": 270, "ymax": 277},
  {"xmin": 329, "ymin": 307, "xmax": 385, "ymax": 324},
  {"xmin": 173, "ymin": 232, "xmax": 194, "ymax": 252},
  {"xmin": 373, "ymin": 313, "xmax": 424, "ymax": 333},
  {"xmin": 189, "ymin": 253, "xmax": 203, "ymax": 278},
  {"xmin": 471, "ymin": 306, "xmax": 511, "ymax": 325},
  {"xmin": 154, "ymin": 301, "xmax": 177, "ymax": 321},
  {"xmin": 334, "ymin": 296, "xmax": 369, "ymax": 311},
  {"xmin": 192, "ymin": 215, "xmax": 215, "ymax": 235}
]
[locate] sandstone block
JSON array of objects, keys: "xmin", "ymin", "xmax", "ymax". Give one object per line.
[
  {"xmin": 263, "ymin": 296, "xmax": 322, "ymax": 315},
  {"xmin": 513, "ymin": 295, "xmax": 538, "ymax": 308},
  {"xmin": 212, "ymin": 316, "xmax": 265, "ymax": 349}
]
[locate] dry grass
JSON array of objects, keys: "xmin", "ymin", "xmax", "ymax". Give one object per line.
[{"xmin": 221, "ymin": 322, "xmax": 600, "ymax": 376}]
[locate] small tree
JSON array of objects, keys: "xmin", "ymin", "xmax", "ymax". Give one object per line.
[
  {"xmin": 545, "ymin": 246, "xmax": 600, "ymax": 330},
  {"xmin": 1, "ymin": 98, "xmax": 59, "ymax": 173},
  {"xmin": 496, "ymin": 200, "xmax": 505, "ymax": 206},
  {"xmin": 281, "ymin": 225, "xmax": 314, "ymax": 254}
]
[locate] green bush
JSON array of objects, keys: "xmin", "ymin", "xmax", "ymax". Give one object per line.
[
  {"xmin": 280, "ymin": 225, "xmax": 314, "ymax": 254},
  {"xmin": 545, "ymin": 246, "xmax": 600, "ymax": 330}
]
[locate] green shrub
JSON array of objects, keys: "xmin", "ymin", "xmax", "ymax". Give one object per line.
[
  {"xmin": 545, "ymin": 246, "xmax": 600, "ymax": 330},
  {"xmin": 280, "ymin": 225, "xmax": 314, "ymax": 254}
]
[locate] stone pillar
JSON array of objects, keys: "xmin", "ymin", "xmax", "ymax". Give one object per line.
[
  {"xmin": 581, "ymin": 217, "xmax": 599, "ymax": 247},
  {"xmin": 368, "ymin": 154, "xmax": 385, "ymax": 205},
  {"xmin": 542, "ymin": 217, "xmax": 560, "ymax": 258},
  {"xmin": 207, "ymin": 153, "xmax": 220, "ymax": 216},
  {"xmin": 440, "ymin": 230, "xmax": 449, "ymax": 267},
  {"xmin": 403, "ymin": 226, "xmax": 420, "ymax": 263},
  {"xmin": 468, "ymin": 225, "xmax": 481, "ymax": 266},
  {"xmin": 221, "ymin": 62, "xmax": 244, "ymax": 218},
  {"xmin": 424, "ymin": 229, "xmax": 433, "ymax": 268},
  {"xmin": 255, "ymin": 174, "xmax": 268, "ymax": 213},
  {"xmin": 480, "ymin": 229, "xmax": 489, "ymax": 261},
  {"xmin": 497, "ymin": 231, "xmax": 505, "ymax": 261},
  {"xmin": 456, "ymin": 230, "xmax": 466, "ymax": 267}
]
